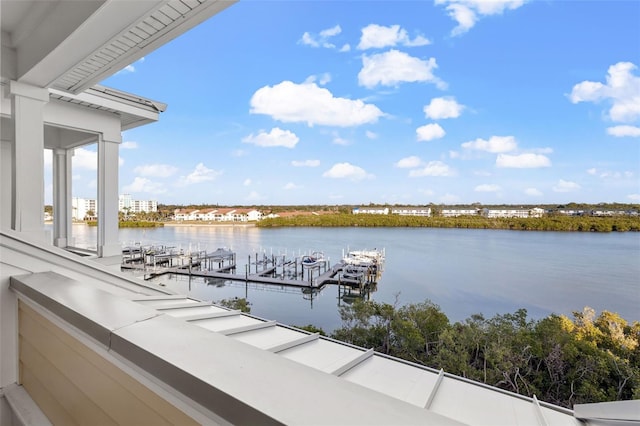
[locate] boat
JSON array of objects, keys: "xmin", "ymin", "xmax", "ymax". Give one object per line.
[
  {"xmin": 301, "ymin": 251, "xmax": 325, "ymax": 267},
  {"xmin": 342, "ymin": 248, "xmax": 385, "ymax": 268},
  {"xmin": 341, "ymin": 264, "xmax": 365, "ymax": 281}
]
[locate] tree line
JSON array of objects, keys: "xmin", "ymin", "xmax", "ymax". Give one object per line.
[
  {"xmin": 298, "ymin": 300, "xmax": 639, "ymax": 409},
  {"xmin": 257, "ymin": 213, "xmax": 640, "ymax": 232}
]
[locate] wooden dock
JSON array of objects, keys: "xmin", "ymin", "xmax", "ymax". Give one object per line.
[
  {"xmin": 123, "ymin": 261, "xmax": 370, "ymax": 290},
  {"xmin": 121, "ymin": 247, "xmax": 383, "ymax": 291}
]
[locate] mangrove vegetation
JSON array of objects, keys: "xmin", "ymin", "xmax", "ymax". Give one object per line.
[
  {"xmin": 257, "ymin": 213, "xmax": 640, "ymax": 232},
  {"xmin": 328, "ymin": 300, "xmax": 639, "ymax": 409}
]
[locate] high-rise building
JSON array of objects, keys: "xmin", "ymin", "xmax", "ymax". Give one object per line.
[
  {"xmin": 119, "ymin": 194, "xmax": 157, "ymax": 213},
  {"xmin": 72, "ymin": 198, "xmax": 97, "ymax": 220}
]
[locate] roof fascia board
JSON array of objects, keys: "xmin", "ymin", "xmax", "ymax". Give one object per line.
[{"xmin": 50, "ymin": 87, "xmax": 162, "ymax": 121}]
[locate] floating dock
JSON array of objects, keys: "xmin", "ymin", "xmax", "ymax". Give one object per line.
[{"xmin": 122, "ymin": 246, "xmax": 383, "ymax": 291}]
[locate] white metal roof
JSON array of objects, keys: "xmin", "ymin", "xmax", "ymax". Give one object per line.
[{"xmin": 132, "ymin": 294, "xmax": 581, "ymax": 426}]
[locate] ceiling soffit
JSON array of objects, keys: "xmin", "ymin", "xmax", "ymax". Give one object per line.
[{"xmin": 3, "ymin": 0, "xmax": 235, "ymax": 94}]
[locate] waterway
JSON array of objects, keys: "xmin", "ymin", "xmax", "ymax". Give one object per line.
[{"xmin": 64, "ymin": 224, "xmax": 640, "ymax": 332}]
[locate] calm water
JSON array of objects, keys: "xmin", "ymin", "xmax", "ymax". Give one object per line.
[{"xmin": 64, "ymin": 224, "xmax": 640, "ymax": 332}]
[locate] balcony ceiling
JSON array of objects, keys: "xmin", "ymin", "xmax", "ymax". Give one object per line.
[{"xmin": 1, "ymin": 0, "xmax": 234, "ymax": 94}]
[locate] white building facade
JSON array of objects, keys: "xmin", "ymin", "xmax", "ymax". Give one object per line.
[
  {"xmin": 72, "ymin": 198, "xmax": 97, "ymax": 221},
  {"xmin": 353, "ymin": 207, "xmax": 390, "ymax": 215},
  {"xmin": 118, "ymin": 194, "xmax": 158, "ymax": 214},
  {"xmin": 391, "ymin": 207, "xmax": 432, "ymax": 216}
]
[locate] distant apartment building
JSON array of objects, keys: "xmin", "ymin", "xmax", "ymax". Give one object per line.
[
  {"xmin": 390, "ymin": 207, "xmax": 431, "ymax": 217},
  {"xmin": 119, "ymin": 194, "xmax": 158, "ymax": 213},
  {"xmin": 72, "ymin": 197, "xmax": 97, "ymax": 220},
  {"xmin": 480, "ymin": 207, "xmax": 546, "ymax": 218},
  {"xmin": 441, "ymin": 208, "xmax": 479, "ymax": 217},
  {"xmin": 352, "ymin": 207, "xmax": 390, "ymax": 215},
  {"xmin": 72, "ymin": 195, "xmax": 157, "ymax": 220},
  {"xmin": 173, "ymin": 208, "xmax": 263, "ymax": 222}
]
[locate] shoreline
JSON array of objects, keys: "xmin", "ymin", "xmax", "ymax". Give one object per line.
[{"xmin": 164, "ymin": 222, "xmax": 256, "ymax": 228}]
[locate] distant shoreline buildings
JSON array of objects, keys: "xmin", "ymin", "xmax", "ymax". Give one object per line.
[
  {"xmin": 173, "ymin": 208, "xmax": 262, "ymax": 222},
  {"xmin": 353, "ymin": 205, "xmax": 638, "ymax": 218},
  {"xmin": 58, "ymin": 201, "xmax": 638, "ymax": 222},
  {"xmin": 70, "ymin": 194, "xmax": 158, "ymax": 220}
]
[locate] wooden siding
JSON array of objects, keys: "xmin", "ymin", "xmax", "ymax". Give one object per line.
[{"xmin": 18, "ymin": 301, "xmax": 199, "ymax": 426}]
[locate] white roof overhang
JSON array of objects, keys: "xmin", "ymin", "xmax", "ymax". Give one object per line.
[
  {"xmin": 1, "ymin": 80, "xmax": 167, "ymax": 149},
  {"xmin": 1, "ymin": 0, "xmax": 236, "ymax": 94}
]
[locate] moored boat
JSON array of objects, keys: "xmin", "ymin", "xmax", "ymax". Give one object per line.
[
  {"xmin": 301, "ymin": 251, "xmax": 325, "ymax": 267},
  {"xmin": 342, "ymin": 248, "xmax": 385, "ymax": 268}
]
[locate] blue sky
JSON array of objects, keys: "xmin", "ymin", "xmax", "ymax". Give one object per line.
[{"xmin": 54, "ymin": 0, "xmax": 640, "ymax": 206}]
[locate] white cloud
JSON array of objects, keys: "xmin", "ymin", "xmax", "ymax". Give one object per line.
[
  {"xmin": 628, "ymin": 194, "xmax": 640, "ymax": 201},
  {"xmin": 243, "ymin": 127, "xmax": 299, "ymax": 148},
  {"xmin": 418, "ymin": 188, "xmax": 435, "ymax": 196},
  {"xmin": 409, "ymin": 161, "xmax": 455, "ymax": 177},
  {"xmin": 496, "ymin": 153, "xmax": 551, "ymax": 168},
  {"xmin": 588, "ymin": 167, "xmax": 635, "ymax": 179},
  {"xmin": 358, "ymin": 50, "xmax": 446, "ymax": 89},
  {"xmin": 462, "ymin": 136, "xmax": 517, "ymax": 153},
  {"xmin": 607, "ymin": 125, "xmax": 640, "ymax": 137},
  {"xmin": 250, "ymin": 81, "xmax": 384, "ymax": 127},
  {"xmin": 424, "ymin": 97, "xmax": 465, "ymax": 119},
  {"xmin": 321, "ymin": 25, "xmax": 341, "ymax": 37},
  {"xmin": 525, "ymin": 188, "xmax": 543, "ymax": 196},
  {"xmin": 299, "ymin": 25, "xmax": 342, "ymax": 49},
  {"xmin": 333, "ymin": 134, "xmax": 350, "ymax": 145},
  {"xmin": 322, "ymin": 162, "xmax": 373, "ymax": 180},
  {"xmin": 133, "ymin": 164, "xmax": 178, "ymax": 178},
  {"xmin": 417, "ymin": 123, "xmax": 446, "ymax": 141},
  {"xmin": 319, "ymin": 73, "xmax": 331, "ymax": 85},
  {"xmin": 357, "ymin": 24, "xmax": 430, "ymax": 50},
  {"xmin": 436, "ymin": 0, "xmax": 528, "ymax": 36},
  {"xmin": 570, "ymin": 62, "xmax": 640, "ymax": 123},
  {"xmin": 449, "ymin": 150, "xmax": 460, "ymax": 159},
  {"xmin": 395, "ymin": 156, "xmax": 423, "ymax": 168},
  {"xmin": 243, "ymin": 179, "xmax": 252, "ymax": 186},
  {"xmin": 475, "ymin": 184, "xmax": 501, "ymax": 192},
  {"xmin": 177, "ymin": 163, "xmax": 222, "ymax": 186},
  {"xmin": 122, "ymin": 177, "xmax": 166, "ymax": 194},
  {"xmin": 553, "ymin": 179, "xmax": 581, "ymax": 192},
  {"xmin": 71, "ymin": 147, "xmax": 124, "ymax": 170},
  {"xmin": 115, "ymin": 57, "xmax": 145, "ymax": 75},
  {"xmin": 44, "ymin": 149, "xmax": 52, "ymax": 168},
  {"xmin": 365, "ymin": 130, "xmax": 378, "ymax": 139},
  {"xmin": 232, "ymin": 149, "xmax": 248, "ymax": 157},
  {"xmin": 291, "ymin": 160, "xmax": 320, "ymax": 167},
  {"xmin": 284, "ymin": 182, "xmax": 301, "ymax": 190},
  {"xmin": 305, "ymin": 73, "xmax": 332, "ymax": 86},
  {"xmin": 73, "ymin": 147, "xmax": 97, "ymax": 170},
  {"xmin": 121, "ymin": 141, "xmax": 138, "ymax": 149}
]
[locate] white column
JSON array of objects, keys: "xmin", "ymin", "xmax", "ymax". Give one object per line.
[
  {"xmin": 52, "ymin": 148, "xmax": 74, "ymax": 248},
  {"xmin": 97, "ymin": 135, "xmax": 121, "ymax": 258},
  {"xmin": 9, "ymin": 81, "xmax": 49, "ymax": 242},
  {"xmin": 0, "ymin": 141, "xmax": 11, "ymax": 230}
]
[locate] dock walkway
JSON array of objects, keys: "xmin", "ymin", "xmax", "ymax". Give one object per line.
[{"xmin": 124, "ymin": 261, "xmax": 366, "ymax": 289}]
